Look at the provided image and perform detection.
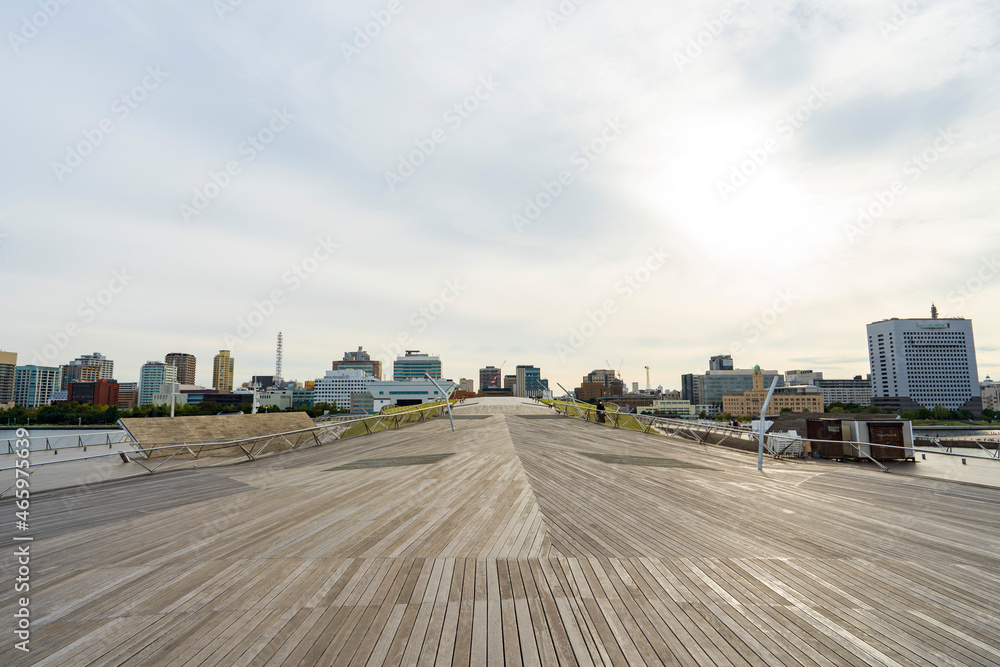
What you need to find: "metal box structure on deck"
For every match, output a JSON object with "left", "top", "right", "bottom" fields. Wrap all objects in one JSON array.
[
  {"left": 806, "top": 419, "right": 851, "bottom": 459},
  {"left": 845, "top": 420, "right": 915, "bottom": 461}
]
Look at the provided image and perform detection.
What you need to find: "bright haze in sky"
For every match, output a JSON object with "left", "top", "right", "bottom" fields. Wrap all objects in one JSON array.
[{"left": 1, "top": 0, "right": 998, "bottom": 391}]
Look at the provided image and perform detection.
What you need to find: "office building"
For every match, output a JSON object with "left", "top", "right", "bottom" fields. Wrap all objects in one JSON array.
[
  {"left": 69, "top": 352, "right": 114, "bottom": 380},
  {"left": 251, "top": 375, "right": 277, "bottom": 390},
  {"left": 981, "top": 377, "right": 998, "bottom": 411},
  {"left": 313, "top": 369, "right": 377, "bottom": 410},
  {"left": 683, "top": 357, "right": 782, "bottom": 406},
  {"left": 13, "top": 365, "right": 63, "bottom": 407},
  {"left": 151, "top": 386, "right": 253, "bottom": 409},
  {"left": 139, "top": 362, "right": 177, "bottom": 406},
  {"left": 867, "top": 312, "right": 982, "bottom": 413},
  {"left": 165, "top": 353, "right": 197, "bottom": 385},
  {"left": 333, "top": 347, "right": 383, "bottom": 379},
  {"left": 709, "top": 355, "right": 734, "bottom": 371},
  {"left": 515, "top": 365, "right": 549, "bottom": 398},
  {"left": 368, "top": 377, "right": 457, "bottom": 410},
  {"left": 815, "top": 376, "right": 873, "bottom": 407},
  {"left": 393, "top": 351, "right": 442, "bottom": 381},
  {"left": 722, "top": 367, "right": 824, "bottom": 416},
  {"left": 60, "top": 363, "right": 100, "bottom": 390},
  {"left": 681, "top": 373, "right": 702, "bottom": 404},
  {"left": 0, "top": 351, "right": 17, "bottom": 407},
  {"left": 702, "top": 368, "right": 781, "bottom": 405},
  {"left": 639, "top": 399, "right": 698, "bottom": 416},
  {"left": 212, "top": 350, "right": 235, "bottom": 391},
  {"left": 459, "top": 378, "right": 474, "bottom": 393},
  {"left": 479, "top": 366, "right": 501, "bottom": 391},
  {"left": 351, "top": 392, "right": 375, "bottom": 414},
  {"left": 503, "top": 375, "right": 516, "bottom": 392},
  {"left": 68, "top": 379, "right": 119, "bottom": 407},
  {"left": 117, "top": 382, "right": 138, "bottom": 410},
  {"left": 577, "top": 369, "right": 625, "bottom": 398},
  {"left": 785, "top": 370, "right": 824, "bottom": 386}
]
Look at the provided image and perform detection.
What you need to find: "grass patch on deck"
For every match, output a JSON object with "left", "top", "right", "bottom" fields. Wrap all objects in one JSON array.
[
  {"left": 328, "top": 453, "right": 454, "bottom": 470},
  {"left": 579, "top": 452, "right": 707, "bottom": 469}
]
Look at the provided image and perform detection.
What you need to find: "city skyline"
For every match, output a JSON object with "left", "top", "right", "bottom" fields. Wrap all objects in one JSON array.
[
  {"left": 2, "top": 307, "right": 994, "bottom": 397},
  {"left": 2, "top": 1, "right": 998, "bottom": 403}
]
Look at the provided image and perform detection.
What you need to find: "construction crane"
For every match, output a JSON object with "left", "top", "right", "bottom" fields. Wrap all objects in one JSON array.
[{"left": 645, "top": 366, "right": 651, "bottom": 391}]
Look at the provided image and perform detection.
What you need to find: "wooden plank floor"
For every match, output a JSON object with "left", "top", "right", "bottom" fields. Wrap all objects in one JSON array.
[{"left": 2, "top": 399, "right": 999, "bottom": 665}]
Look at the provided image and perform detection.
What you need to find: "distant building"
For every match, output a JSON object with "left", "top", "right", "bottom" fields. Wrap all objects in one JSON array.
[
  {"left": 369, "top": 377, "right": 457, "bottom": 409},
  {"left": 255, "top": 388, "right": 297, "bottom": 411},
  {"left": 479, "top": 366, "right": 501, "bottom": 391},
  {"left": 393, "top": 351, "right": 442, "bottom": 381},
  {"left": 683, "top": 357, "right": 782, "bottom": 406},
  {"left": 13, "top": 365, "right": 63, "bottom": 407},
  {"left": 292, "top": 387, "right": 314, "bottom": 408},
  {"left": 681, "top": 373, "right": 702, "bottom": 404},
  {"left": 815, "top": 376, "right": 873, "bottom": 407},
  {"left": 503, "top": 374, "right": 516, "bottom": 391},
  {"left": 165, "top": 353, "right": 197, "bottom": 385},
  {"left": 576, "top": 369, "right": 624, "bottom": 400},
  {"left": 722, "top": 367, "right": 824, "bottom": 416},
  {"left": 709, "top": 355, "right": 734, "bottom": 371},
  {"left": 0, "top": 351, "right": 17, "bottom": 407},
  {"left": 349, "top": 393, "right": 375, "bottom": 414},
  {"left": 251, "top": 375, "right": 276, "bottom": 390},
  {"left": 639, "top": 399, "right": 697, "bottom": 416},
  {"left": 867, "top": 311, "right": 982, "bottom": 413},
  {"left": 333, "top": 347, "right": 383, "bottom": 379},
  {"left": 702, "top": 368, "right": 782, "bottom": 406},
  {"left": 515, "top": 365, "right": 549, "bottom": 398},
  {"left": 68, "top": 379, "right": 119, "bottom": 407},
  {"left": 459, "top": 378, "right": 474, "bottom": 393},
  {"left": 981, "top": 377, "right": 998, "bottom": 411},
  {"left": 68, "top": 352, "right": 114, "bottom": 380},
  {"left": 478, "top": 387, "right": 513, "bottom": 398},
  {"left": 60, "top": 363, "right": 100, "bottom": 390},
  {"left": 212, "top": 350, "right": 235, "bottom": 391},
  {"left": 139, "top": 362, "right": 177, "bottom": 406},
  {"left": 785, "top": 370, "right": 823, "bottom": 386},
  {"left": 314, "top": 369, "right": 377, "bottom": 410},
  {"left": 117, "top": 382, "right": 138, "bottom": 410},
  {"left": 152, "top": 386, "right": 252, "bottom": 409},
  {"left": 602, "top": 396, "right": 654, "bottom": 412}
]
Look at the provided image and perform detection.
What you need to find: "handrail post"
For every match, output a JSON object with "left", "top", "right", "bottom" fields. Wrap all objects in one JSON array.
[
  {"left": 758, "top": 377, "right": 779, "bottom": 471},
  {"left": 424, "top": 374, "right": 455, "bottom": 432}
]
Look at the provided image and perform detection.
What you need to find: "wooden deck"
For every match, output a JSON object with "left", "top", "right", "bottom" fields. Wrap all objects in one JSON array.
[{"left": 2, "top": 399, "right": 999, "bottom": 665}]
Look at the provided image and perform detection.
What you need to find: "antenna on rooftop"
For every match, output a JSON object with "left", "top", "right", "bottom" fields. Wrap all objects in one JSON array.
[
  {"left": 275, "top": 332, "right": 283, "bottom": 382},
  {"left": 931, "top": 303, "right": 938, "bottom": 320}
]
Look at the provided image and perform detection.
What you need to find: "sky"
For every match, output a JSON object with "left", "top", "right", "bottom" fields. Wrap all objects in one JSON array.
[{"left": 1, "top": 0, "right": 999, "bottom": 392}]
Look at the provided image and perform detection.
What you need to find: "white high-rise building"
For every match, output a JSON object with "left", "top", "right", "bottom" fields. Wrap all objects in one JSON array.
[
  {"left": 313, "top": 369, "right": 377, "bottom": 410},
  {"left": 867, "top": 312, "right": 981, "bottom": 413},
  {"left": 139, "top": 362, "right": 177, "bottom": 406}
]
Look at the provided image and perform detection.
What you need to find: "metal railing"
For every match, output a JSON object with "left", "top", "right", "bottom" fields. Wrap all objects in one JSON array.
[
  {"left": 3, "top": 430, "right": 133, "bottom": 454},
  {"left": 0, "top": 400, "right": 457, "bottom": 497},
  {"left": 542, "top": 399, "right": 1000, "bottom": 472}
]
